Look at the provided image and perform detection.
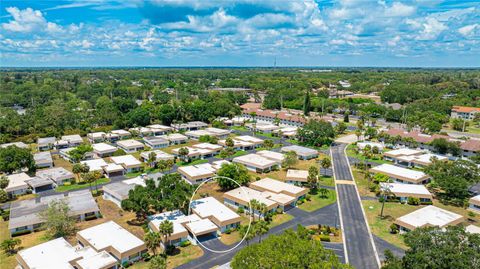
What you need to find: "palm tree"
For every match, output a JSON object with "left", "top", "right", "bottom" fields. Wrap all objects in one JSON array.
[
  {"left": 257, "top": 202, "right": 267, "bottom": 220},
  {"left": 250, "top": 199, "right": 259, "bottom": 222},
  {"left": 365, "top": 172, "right": 374, "bottom": 189},
  {"left": 379, "top": 183, "right": 394, "bottom": 218},
  {"left": 144, "top": 231, "right": 161, "bottom": 256},
  {"left": 319, "top": 188, "right": 329, "bottom": 198},
  {"left": 256, "top": 220, "right": 269, "bottom": 243},
  {"left": 320, "top": 157, "right": 331, "bottom": 171},
  {"left": 239, "top": 224, "right": 255, "bottom": 246},
  {"left": 250, "top": 112, "right": 257, "bottom": 136},
  {"left": 72, "top": 163, "right": 89, "bottom": 183},
  {"left": 159, "top": 220, "right": 174, "bottom": 255},
  {"left": 148, "top": 152, "right": 157, "bottom": 168}
]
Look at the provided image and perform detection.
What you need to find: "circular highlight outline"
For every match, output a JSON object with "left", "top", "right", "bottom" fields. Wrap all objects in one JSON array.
[{"left": 187, "top": 175, "right": 252, "bottom": 253}]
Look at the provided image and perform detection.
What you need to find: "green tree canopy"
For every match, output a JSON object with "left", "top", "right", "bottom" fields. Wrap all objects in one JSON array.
[
  {"left": 216, "top": 163, "right": 251, "bottom": 190},
  {"left": 297, "top": 120, "right": 335, "bottom": 147},
  {"left": 0, "top": 146, "right": 35, "bottom": 174}
]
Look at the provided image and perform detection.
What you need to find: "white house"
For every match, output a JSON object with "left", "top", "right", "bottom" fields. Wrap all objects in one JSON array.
[
  {"left": 370, "top": 164, "right": 431, "bottom": 184},
  {"left": 92, "top": 143, "right": 118, "bottom": 158},
  {"left": 232, "top": 153, "right": 278, "bottom": 173},
  {"left": 394, "top": 205, "right": 464, "bottom": 233},
  {"left": 117, "top": 139, "right": 145, "bottom": 153},
  {"left": 110, "top": 155, "right": 143, "bottom": 173}
]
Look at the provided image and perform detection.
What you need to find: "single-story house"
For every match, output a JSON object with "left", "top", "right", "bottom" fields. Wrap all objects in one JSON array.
[
  {"left": 36, "top": 167, "right": 74, "bottom": 186},
  {"left": 59, "top": 147, "right": 95, "bottom": 163},
  {"left": 16, "top": 237, "right": 117, "bottom": 269},
  {"left": 468, "top": 195, "right": 480, "bottom": 213},
  {"left": 280, "top": 145, "right": 319, "bottom": 160},
  {"left": 250, "top": 178, "right": 307, "bottom": 202},
  {"left": 0, "top": 142, "right": 28, "bottom": 149},
  {"left": 394, "top": 205, "right": 464, "bottom": 233},
  {"left": 33, "top": 151, "right": 53, "bottom": 168},
  {"left": 9, "top": 190, "right": 100, "bottom": 236},
  {"left": 5, "top": 172, "right": 31, "bottom": 197},
  {"left": 87, "top": 132, "right": 106, "bottom": 143},
  {"left": 60, "top": 134, "right": 83, "bottom": 147},
  {"left": 383, "top": 148, "right": 424, "bottom": 162},
  {"left": 92, "top": 143, "right": 117, "bottom": 158},
  {"left": 146, "top": 124, "right": 173, "bottom": 136},
  {"left": 159, "top": 133, "right": 188, "bottom": 145},
  {"left": 177, "top": 165, "right": 215, "bottom": 185},
  {"left": 25, "top": 177, "right": 54, "bottom": 193},
  {"left": 256, "top": 150, "right": 285, "bottom": 164},
  {"left": 184, "top": 129, "right": 217, "bottom": 140},
  {"left": 171, "top": 121, "right": 208, "bottom": 131},
  {"left": 117, "top": 139, "right": 145, "bottom": 153},
  {"left": 224, "top": 186, "right": 279, "bottom": 215},
  {"left": 272, "top": 126, "right": 298, "bottom": 138},
  {"left": 110, "top": 155, "right": 143, "bottom": 173},
  {"left": 140, "top": 150, "right": 174, "bottom": 163},
  {"left": 246, "top": 122, "right": 280, "bottom": 133},
  {"left": 190, "top": 197, "right": 242, "bottom": 233},
  {"left": 103, "top": 181, "right": 135, "bottom": 207},
  {"left": 37, "top": 137, "right": 56, "bottom": 151},
  {"left": 106, "top": 129, "right": 131, "bottom": 142},
  {"left": 380, "top": 182, "right": 433, "bottom": 203},
  {"left": 232, "top": 153, "right": 278, "bottom": 173},
  {"left": 396, "top": 153, "right": 448, "bottom": 168},
  {"left": 103, "top": 163, "right": 125, "bottom": 178},
  {"left": 129, "top": 127, "right": 153, "bottom": 137},
  {"left": 370, "top": 164, "right": 430, "bottom": 184},
  {"left": 81, "top": 158, "right": 108, "bottom": 173},
  {"left": 286, "top": 169, "right": 309, "bottom": 185},
  {"left": 143, "top": 136, "right": 169, "bottom": 149},
  {"left": 77, "top": 221, "right": 147, "bottom": 264},
  {"left": 148, "top": 210, "right": 195, "bottom": 247},
  {"left": 172, "top": 146, "right": 215, "bottom": 160}
]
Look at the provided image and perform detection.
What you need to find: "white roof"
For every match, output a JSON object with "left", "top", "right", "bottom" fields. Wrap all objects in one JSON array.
[
  {"left": 254, "top": 123, "right": 280, "bottom": 131},
  {"left": 61, "top": 134, "right": 83, "bottom": 143},
  {"left": 111, "top": 129, "right": 131, "bottom": 135},
  {"left": 286, "top": 169, "right": 309, "bottom": 180},
  {"left": 256, "top": 150, "right": 285, "bottom": 162},
  {"left": 160, "top": 133, "right": 188, "bottom": 141},
  {"left": 5, "top": 172, "right": 31, "bottom": 192},
  {"left": 397, "top": 205, "right": 463, "bottom": 229},
  {"left": 397, "top": 153, "right": 448, "bottom": 164},
  {"left": 147, "top": 124, "right": 172, "bottom": 131},
  {"left": 250, "top": 178, "right": 306, "bottom": 196},
  {"left": 466, "top": 224, "right": 480, "bottom": 234},
  {"left": 185, "top": 218, "right": 218, "bottom": 235},
  {"left": 204, "top": 127, "right": 231, "bottom": 135},
  {"left": 178, "top": 165, "right": 215, "bottom": 178},
  {"left": 36, "top": 167, "right": 74, "bottom": 181},
  {"left": 385, "top": 148, "right": 423, "bottom": 157},
  {"left": 224, "top": 186, "right": 277, "bottom": 208},
  {"left": 470, "top": 194, "right": 480, "bottom": 203},
  {"left": 18, "top": 238, "right": 84, "bottom": 269},
  {"left": 81, "top": 159, "right": 108, "bottom": 172},
  {"left": 88, "top": 132, "right": 106, "bottom": 139},
  {"left": 0, "top": 141, "right": 28, "bottom": 148},
  {"left": 92, "top": 143, "right": 117, "bottom": 153},
  {"left": 380, "top": 182, "right": 431, "bottom": 196},
  {"left": 192, "top": 143, "right": 223, "bottom": 150},
  {"left": 149, "top": 210, "right": 197, "bottom": 238},
  {"left": 191, "top": 197, "right": 240, "bottom": 223},
  {"left": 111, "top": 155, "right": 142, "bottom": 167},
  {"left": 117, "top": 139, "right": 144, "bottom": 148},
  {"left": 281, "top": 145, "right": 318, "bottom": 156},
  {"left": 357, "top": 141, "right": 384, "bottom": 150},
  {"left": 123, "top": 176, "right": 147, "bottom": 187},
  {"left": 34, "top": 151, "right": 52, "bottom": 164},
  {"left": 235, "top": 135, "right": 264, "bottom": 143},
  {"left": 140, "top": 150, "right": 174, "bottom": 161},
  {"left": 103, "top": 163, "right": 124, "bottom": 173},
  {"left": 76, "top": 250, "right": 117, "bottom": 269},
  {"left": 370, "top": 164, "right": 427, "bottom": 181},
  {"left": 172, "top": 146, "right": 213, "bottom": 156},
  {"left": 185, "top": 130, "right": 213, "bottom": 137},
  {"left": 77, "top": 221, "right": 144, "bottom": 254},
  {"left": 233, "top": 153, "right": 277, "bottom": 169}
]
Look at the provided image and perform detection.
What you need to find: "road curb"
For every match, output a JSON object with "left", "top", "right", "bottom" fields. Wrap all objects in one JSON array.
[{"left": 330, "top": 147, "right": 349, "bottom": 265}]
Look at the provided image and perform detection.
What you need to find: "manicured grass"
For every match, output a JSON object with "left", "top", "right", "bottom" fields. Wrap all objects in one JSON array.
[
  {"left": 162, "top": 141, "right": 198, "bottom": 154},
  {"left": 256, "top": 132, "right": 281, "bottom": 140},
  {"left": 362, "top": 200, "right": 419, "bottom": 249},
  {"left": 177, "top": 159, "right": 209, "bottom": 167},
  {"left": 318, "top": 176, "right": 335, "bottom": 187},
  {"left": 248, "top": 158, "right": 323, "bottom": 182},
  {"left": 125, "top": 170, "right": 145, "bottom": 178},
  {"left": 255, "top": 144, "right": 281, "bottom": 151},
  {"left": 286, "top": 139, "right": 300, "bottom": 145},
  {"left": 55, "top": 178, "right": 110, "bottom": 192},
  {"left": 231, "top": 126, "right": 248, "bottom": 132},
  {"left": 269, "top": 213, "right": 294, "bottom": 228},
  {"left": 351, "top": 168, "right": 375, "bottom": 197},
  {"left": 298, "top": 189, "right": 337, "bottom": 212},
  {"left": 231, "top": 150, "right": 248, "bottom": 157},
  {"left": 346, "top": 144, "right": 389, "bottom": 165}
]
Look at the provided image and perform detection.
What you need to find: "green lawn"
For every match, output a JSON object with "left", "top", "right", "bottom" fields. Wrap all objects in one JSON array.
[
  {"left": 346, "top": 144, "right": 389, "bottom": 165},
  {"left": 255, "top": 144, "right": 281, "bottom": 151},
  {"left": 177, "top": 159, "right": 209, "bottom": 167},
  {"left": 55, "top": 178, "right": 110, "bottom": 192},
  {"left": 256, "top": 132, "right": 281, "bottom": 140},
  {"left": 231, "top": 126, "right": 248, "bottom": 132},
  {"left": 125, "top": 170, "right": 145, "bottom": 178},
  {"left": 231, "top": 150, "right": 248, "bottom": 157},
  {"left": 269, "top": 213, "right": 294, "bottom": 228},
  {"left": 298, "top": 189, "right": 337, "bottom": 212},
  {"left": 318, "top": 176, "right": 335, "bottom": 187}
]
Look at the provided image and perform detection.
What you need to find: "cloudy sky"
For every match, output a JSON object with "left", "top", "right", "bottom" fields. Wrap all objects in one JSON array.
[{"left": 1, "top": 0, "right": 479, "bottom": 67}]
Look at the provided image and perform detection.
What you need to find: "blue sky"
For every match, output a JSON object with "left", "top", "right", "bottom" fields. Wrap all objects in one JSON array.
[{"left": 1, "top": 0, "right": 479, "bottom": 67}]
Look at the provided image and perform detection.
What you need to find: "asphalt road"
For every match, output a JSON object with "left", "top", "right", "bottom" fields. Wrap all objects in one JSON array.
[
  {"left": 332, "top": 143, "right": 380, "bottom": 269},
  {"left": 177, "top": 203, "right": 344, "bottom": 269}
]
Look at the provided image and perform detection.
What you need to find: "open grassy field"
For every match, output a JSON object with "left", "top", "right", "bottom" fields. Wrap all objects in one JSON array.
[{"left": 298, "top": 189, "right": 337, "bottom": 212}]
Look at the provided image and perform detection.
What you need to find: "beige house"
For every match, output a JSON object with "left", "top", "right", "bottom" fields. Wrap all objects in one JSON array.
[{"left": 394, "top": 206, "right": 464, "bottom": 233}]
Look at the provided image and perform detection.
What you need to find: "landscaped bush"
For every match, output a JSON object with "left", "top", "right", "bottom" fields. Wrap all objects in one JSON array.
[
  {"left": 0, "top": 209, "right": 10, "bottom": 221},
  {"left": 12, "top": 229, "right": 32, "bottom": 237},
  {"left": 141, "top": 252, "right": 151, "bottom": 261},
  {"left": 390, "top": 223, "right": 399, "bottom": 234},
  {"left": 84, "top": 214, "right": 98, "bottom": 221},
  {"left": 166, "top": 245, "right": 176, "bottom": 255},
  {"left": 121, "top": 261, "right": 131, "bottom": 268},
  {"left": 305, "top": 194, "right": 311, "bottom": 201},
  {"left": 225, "top": 228, "right": 232, "bottom": 234},
  {"left": 420, "top": 200, "right": 433, "bottom": 205},
  {"left": 407, "top": 197, "right": 420, "bottom": 205},
  {"left": 180, "top": 240, "right": 191, "bottom": 247},
  {"left": 276, "top": 207, "right": 283, "bottom": 214},
  {"left": 237, "top": 207, "right": 245, "bottom": 214},
  {"left": 318, "top": 235, "right": 330, "bottom": 242}
]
